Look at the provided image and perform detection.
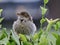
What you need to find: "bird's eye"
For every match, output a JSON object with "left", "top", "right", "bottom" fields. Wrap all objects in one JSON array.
[{"left": 21, "top": 19, "right": 24, "bottom": 22}]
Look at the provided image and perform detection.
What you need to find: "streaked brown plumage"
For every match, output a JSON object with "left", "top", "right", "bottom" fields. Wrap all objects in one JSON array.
[{"left": 13, "top": 10, "right": 37, "bottom": 35}]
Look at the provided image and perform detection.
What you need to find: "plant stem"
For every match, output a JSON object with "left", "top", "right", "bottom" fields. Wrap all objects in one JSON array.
[
  {"left": 46, "top": 22, "right": 52, "bottom": 32},
  {"left": 40, "top": 22, "right": 42, "bottom": 30},
  {"left": 40, "top": 2, "right": 46, "bottom": 30},
  {"left": 40, "top": 0, "right": 46, "bottom": 30}
]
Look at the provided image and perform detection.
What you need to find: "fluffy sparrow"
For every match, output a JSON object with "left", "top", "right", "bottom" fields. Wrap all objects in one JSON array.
[{"left": 13, "top": 10, "right": 37, "bottom": 35}]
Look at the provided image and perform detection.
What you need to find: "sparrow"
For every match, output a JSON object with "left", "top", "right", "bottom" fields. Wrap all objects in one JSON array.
[{"left": 13, "top": 10, "right": 37, "bottom": 35}]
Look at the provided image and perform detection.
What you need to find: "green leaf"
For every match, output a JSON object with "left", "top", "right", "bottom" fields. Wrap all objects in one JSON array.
[
  {"left": 56, "top": 21, "right": 60, "bottom": 28},
  {"left": 53, "top": 24, "right": 58, "bottom": 31},
  {"left": 44, "top": 0, "right": 49, "bottom": 4},
  {"left": 47, "top": 33, "right": 56, "bottom": 45},
  {"left": 19, "top": 34, "right": 27, "bottom": 42},
  {"left": 7, "top": 32, "right": 17, "bottom": 45},
  {"left": 39, "top": 32, "right": 57, "bottom": 45},
  {"left": 10, "top": 30, "right": 20, "bottom": 45},
  {"left": 7, "top": 41, "right": 16, "bottom": 45},
  {"left": 39, "top": 34, "right": 48, "bottom": 45},
  {"left": 0, "top": 9, "right": 3, "bottom": 13},
  {"left": 40, "top": 6, "right": 47, "bottom": 15},
  {"left": 0, "top": 9, "right": 3, "bottom": 16},
  {"left": 23, "top": 41, "right": 32, "bottom": 45},
  {"left": 38, "top": 30, "right": 43, "bottom": 40},
  {"left": 52, "top": 32, "right": 58, "bottom": 39},
  {"left": 0, "top": 37, "right": 9, "bottom": 45},
  {"left": 53, "top": 21, "right": 60, "bottom": 31},
  {"left": 40, "top": 18, "right": 46, "bottom": 24},
  {"left": 32, "top": 30, "right": 43, "bottom": 42},
  {"left": 32, "top": 33, "right": 39, "bottom": 41},
  {"left": 0, "top": 24, "right": 2, "bottom": 28},
  {"left": 0, "top": 18, "right": 4, "bottom": 23},
  {"left": 56, "top": 35, "right": 60, "bottom": 45},
  {"left": 7, "top": 41, "right": 17, "bottom": 45},
  {"left": 6, "top": 42, "right": 10, "bottom": 45},
  {"left": 0, "top": 28, "right": 8, "bottom": 40}
]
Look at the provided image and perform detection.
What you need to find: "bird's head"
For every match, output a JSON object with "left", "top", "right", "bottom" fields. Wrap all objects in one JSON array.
[{"left": 17, "top": 11, "right": 33, "bottom": 22}]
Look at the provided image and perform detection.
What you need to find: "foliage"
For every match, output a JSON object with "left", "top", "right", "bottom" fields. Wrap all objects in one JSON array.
[
  {"left": 0, "top": 0, "right": 60, "bottom": 45},
  {"left": 0, "top": 9, "right": 4, "bottom": 28}
]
